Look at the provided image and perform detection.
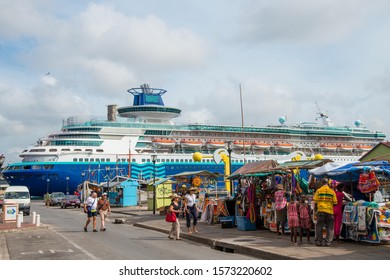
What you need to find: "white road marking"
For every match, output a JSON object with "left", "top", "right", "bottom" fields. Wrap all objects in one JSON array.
[{"left": 53, "top": 230, "right": 99, "bottom": 260}]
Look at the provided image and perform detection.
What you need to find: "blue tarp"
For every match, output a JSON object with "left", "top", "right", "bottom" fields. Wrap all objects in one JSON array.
[{"left": 311, "top": 161, "right": 390, "bottom": 182}]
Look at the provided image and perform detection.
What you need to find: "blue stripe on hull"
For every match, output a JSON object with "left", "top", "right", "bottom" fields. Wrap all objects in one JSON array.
[{"left": 2, "top": 162, "right": 242, "bottom": 197}]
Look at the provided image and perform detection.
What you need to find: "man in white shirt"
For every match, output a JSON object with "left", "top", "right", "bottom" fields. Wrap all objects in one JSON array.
[
  {"left": 83, "top": 191, "right": 98, "bottom": 232},
  {"left": 184, "top": 187, "right": 198, "bottom": 234}
]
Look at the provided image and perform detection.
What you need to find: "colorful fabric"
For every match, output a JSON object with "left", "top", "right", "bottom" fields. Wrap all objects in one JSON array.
[
  {"left": 274, "top": 190, "right": 287, "bottom": 211},
  {"left": 287, "top": 202, "right": 299, "bottom": 228},
  {"left": 313, "top": 185, "right": 337, "bottom": 214},
  {"left": 357, "top": 206, "right": 367, "bottom": 231}
]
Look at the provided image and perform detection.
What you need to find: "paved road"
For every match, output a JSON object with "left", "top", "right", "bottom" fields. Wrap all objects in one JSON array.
[{"left": 5, "top": 201, "right": 255, "bottom": 260}]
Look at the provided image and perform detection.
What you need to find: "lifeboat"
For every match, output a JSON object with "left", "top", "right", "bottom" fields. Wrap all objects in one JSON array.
[
  {"left": 152, "top": 139, "right": 176, "bottom": 147},
  {"left": 233, "top": 140, "right": 252, "bottom": 149},
  {"left": 206, "top": 140, "right": 225, "bottom": 149},
  {"left": 274, "top": 143, "right": 293, "bottom": 151},
  {"left": 337, "top": 144, "right": 354, "bottom": 152},
  {"left": 180, "top": 140, "right": 203, "bottom": 149},
  {"left": 252, "top": 141, "right": 272, "bottom": 150},
  {"left": 356, "top": 145, "right": 372, "bottom": 152},
  {"left": 320, "top": 144, "right": 338, "bottom": 151}
]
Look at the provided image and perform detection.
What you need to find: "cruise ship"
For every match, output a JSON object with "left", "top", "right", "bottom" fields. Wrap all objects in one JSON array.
[{"left": 1, "top": 84, "right": 386, "bottom": 196}]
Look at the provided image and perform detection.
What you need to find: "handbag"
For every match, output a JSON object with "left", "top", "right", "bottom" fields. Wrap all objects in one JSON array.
[
  {"left": 358, "top": 171, "right": 380, "bottom": 193},
  {"left": 165, "top": 211, "right": 177, "bottom": 223}
]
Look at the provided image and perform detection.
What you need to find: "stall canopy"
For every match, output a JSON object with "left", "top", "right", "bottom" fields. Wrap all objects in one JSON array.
[
  {"left": 275, "top": 159, "right": 332, "bottom": 170},
  {"left": 169, "top": 170, "right": 223, "bottom": 180},
  {"left": 228, "top": 160, "right": 279, "bottom": 179},
  {"left": 310, "top": 160, "right": 390, "bottom": 182},
  {"left": 309, "top": 162, "right": 357, "bottom": 177}
]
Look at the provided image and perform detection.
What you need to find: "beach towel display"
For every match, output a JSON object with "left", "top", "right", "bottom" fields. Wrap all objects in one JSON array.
[
  {"left": 357, "top": 206, "right": 367, "bottom": 232},
  {"left": 341, "top": 202, "right": 384, "bottom": 244}
]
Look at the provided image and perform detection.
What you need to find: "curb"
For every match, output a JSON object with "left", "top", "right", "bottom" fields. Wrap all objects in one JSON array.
[
  {"left": 133, "top": 222, "right": 297, "bottom": 260},
  {"left": 0, "top": 225, "right": 49, "bottom": 233}
]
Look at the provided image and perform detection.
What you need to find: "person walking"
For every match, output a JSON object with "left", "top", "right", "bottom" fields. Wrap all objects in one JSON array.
[
  {"left": 84, "top": 191, "right": 98, "bottom": 232},
  {"left": 274, "top": 184, "right": 287, "bottom": 236},
  {"left": 184, "top": 187, "right": 198, "bottom": 234},
  {"left": 313, "top": 178, "right": 337, "bottom": 246},
  {"left": 168, "top": 194, "right": 182, "bottom": 240},
  {"left": 97, "top": 192, "right": 111, "bottom": 231}
]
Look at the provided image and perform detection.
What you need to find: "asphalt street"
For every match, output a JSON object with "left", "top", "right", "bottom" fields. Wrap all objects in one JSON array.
[{"left": 3, "top": 201, "right": 255, "bottom": 260}]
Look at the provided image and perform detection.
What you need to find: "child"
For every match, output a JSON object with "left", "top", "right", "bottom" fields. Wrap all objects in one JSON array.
[
  {"left": 287, "top": 195, "right": 300, "bottom": 245},
  {"left": 298, "top": 195, "right": 311, "bottom": 243}
]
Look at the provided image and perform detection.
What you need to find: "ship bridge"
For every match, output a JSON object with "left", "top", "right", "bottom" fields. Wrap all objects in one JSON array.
[{"left": 117, "top": 84, "right": 181, "bottom": 122}]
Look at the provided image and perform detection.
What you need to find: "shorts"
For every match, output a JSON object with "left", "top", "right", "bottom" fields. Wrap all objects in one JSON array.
[
  {"left": 276, "top": 207, "right": 287, "bottom": 224},
  {"left": 87, "top": 210, "right": 98, "bottom": 218}
]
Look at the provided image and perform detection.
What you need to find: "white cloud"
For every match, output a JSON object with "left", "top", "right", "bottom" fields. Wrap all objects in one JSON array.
[{"left": 237, "top": 0, "right": 390, "bottom": 44}]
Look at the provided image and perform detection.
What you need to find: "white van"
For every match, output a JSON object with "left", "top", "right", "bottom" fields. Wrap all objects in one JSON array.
[{"left": 3, "top": 186, "right": 31, "bottom": 215}]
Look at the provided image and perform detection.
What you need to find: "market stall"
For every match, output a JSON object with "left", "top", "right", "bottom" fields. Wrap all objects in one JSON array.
[{"left": 309, "top": 160, "right": 390, "bottom": 243}]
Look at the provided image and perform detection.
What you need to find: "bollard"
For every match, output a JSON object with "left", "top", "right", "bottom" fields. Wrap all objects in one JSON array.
[
  {"left": 36, "top": 214, "right": 40, "bottom": 227},
  {"left": 19, "top": 211, "right": 24, "bottom": 223},
  {"left": 32, "top": 212, "right": 36, "bottom": 224},
  {"left": 16, "top": 214, "right": 22, "bottom": 228}
]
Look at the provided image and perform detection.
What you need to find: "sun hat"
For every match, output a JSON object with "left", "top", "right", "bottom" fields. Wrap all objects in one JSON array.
[
  {"left": 276, "top": 184, "right": 284, "bottom": 190},
  {"left": 188, "top": 187, "right": 197, "bottom": 191},
  {"left": 102, "top": 192, "right": 107, "bottom": 196},
  {"left": 170, "top": 193, "right": 181, "bottom": 200}
]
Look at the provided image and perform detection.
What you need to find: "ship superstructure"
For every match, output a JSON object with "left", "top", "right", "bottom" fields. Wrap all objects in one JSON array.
[{"left": 2, "top": 84, "right": 386, "bottom": 196}]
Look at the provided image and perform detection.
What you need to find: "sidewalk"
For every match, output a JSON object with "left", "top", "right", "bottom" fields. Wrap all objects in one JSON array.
[{"left": 111, "top": 207, "right": 390, "bottom": 260}]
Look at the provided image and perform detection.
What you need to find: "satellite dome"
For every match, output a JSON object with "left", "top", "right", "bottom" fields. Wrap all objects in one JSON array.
[
  {"left": 355, "top": 120, "right": 362, "bottom": 127},
  {"left": 279, "top": 117, "right": 286, "bottom": 124}
]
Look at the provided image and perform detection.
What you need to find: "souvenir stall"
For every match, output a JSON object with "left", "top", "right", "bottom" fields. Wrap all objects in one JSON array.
[
  {"left": 310, "top": 160, "right": 390, "bottom": 243},
  {"left": 229, "top": 160, "right": 280, "bottom": 231},
  {"left": 168, "top": 170, "right": 232, "bottom": 226}
]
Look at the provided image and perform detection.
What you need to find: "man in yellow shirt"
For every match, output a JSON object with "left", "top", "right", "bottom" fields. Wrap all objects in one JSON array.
[{"left": 313, "top": 178, "right": 337, "bottom": 246}]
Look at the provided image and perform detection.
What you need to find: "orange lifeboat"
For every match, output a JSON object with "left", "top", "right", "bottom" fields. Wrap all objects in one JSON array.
[
  {"left": 320, "top": 143, "right": 338, "bottom": 151},
  {"left": 233, "top": 140, "right": 252, "bottom": 149},
  {"left": 152, "top": 139, "right": 176, "bottom": 147},
  {"left": 274, "top": 143, "right": 293, "bottom": 151},
  {"left": 252, "top": 141, "right": 272, "bottom": 150},
  {"left": 356, "top": 145, "right": 372, "bottom": 152},
  {"left": 337, "top": 144, "right": 354, "bottom": 152},
  {"left": 180, "top": 140, "right": 203, "bottom": 149},
  {"left": 206, "top": 140, "right": 225, "bottom": 149}
]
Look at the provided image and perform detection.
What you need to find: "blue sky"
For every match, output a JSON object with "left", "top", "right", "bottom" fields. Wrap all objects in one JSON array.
[{"left": 1, "top": 0, "right": 390, "bottom": 163}]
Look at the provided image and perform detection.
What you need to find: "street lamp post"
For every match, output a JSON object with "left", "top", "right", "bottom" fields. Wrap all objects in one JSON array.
[
  {"left": 105, "top": 166, "right": 110, "bottom": 194},
  {"left": 227, "top": 140, "right": 233, "bottom": 196},
  {"left": 46, "top": 178, "right": 50, "bottom": 206},
  {"left": 151, "top": 154, "right": 157, "bottom": 215},
  {"left": 66, "top": 176, "right": 70, "bottom": 194}
]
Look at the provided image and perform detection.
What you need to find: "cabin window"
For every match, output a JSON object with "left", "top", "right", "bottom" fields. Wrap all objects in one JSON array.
[
  {"left": 49, "top": 149, "right": 57, "bottom": 152},
  {"left": 73, "top": 158, "right": 77, "bottom": 162},
  {"left": 79, "top": 158, "right": 83, "bottom": 162},
  {"left": 96, "top": 149, "right": 104, "bottom": 152}
]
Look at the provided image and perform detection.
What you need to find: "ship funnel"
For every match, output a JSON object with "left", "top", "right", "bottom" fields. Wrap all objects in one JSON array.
[{"left": 107, "top": 104, "right": 117, "bottom": 122}]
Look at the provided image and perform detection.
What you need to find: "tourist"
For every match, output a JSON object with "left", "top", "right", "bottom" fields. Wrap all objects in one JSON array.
[
  {"left": 168, "top": 194, "right": 182, "bottom": 240},
  {"left": 298, "top": 194, "right": 311, "bottom": 243},
  {"left": 313, "top": 178, "right": 337, "bottom": 246},
  {"left": 83, "top": 191, "right": 98, "bottom": 232},
  {"left": 287, "top": 194, "right": 299, "bottom": 245},
  {"left": 274, "top": 184, "right": 287, "bottom": 236},
  {"left": 97, "top": 192, "right": 111, "bottom": 231},
  {"left": 184, "top": 187, "right": 198, "bottom": 234}
]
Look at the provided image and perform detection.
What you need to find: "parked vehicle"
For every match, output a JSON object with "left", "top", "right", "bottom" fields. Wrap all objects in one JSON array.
[
  {"left": 60, "top": 195, "right": 81, "bottom": 208},
  {"left": 3, "top": 186, "right": 31, "bottom": 215},
  {"left": 49, "top": 192, "right": 65, "bottom": 206}
]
